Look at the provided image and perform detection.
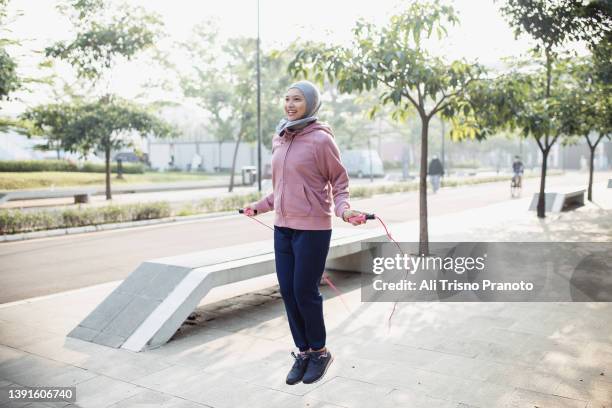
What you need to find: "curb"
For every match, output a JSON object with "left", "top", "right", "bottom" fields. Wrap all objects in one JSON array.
[{"left": 0, "top": 210, "right": 239, "bottom": 243}]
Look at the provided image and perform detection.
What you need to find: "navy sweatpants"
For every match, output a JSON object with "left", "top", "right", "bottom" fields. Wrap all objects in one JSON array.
[{"left": 274, "top": 226, "right": 332, "bottom": 352}]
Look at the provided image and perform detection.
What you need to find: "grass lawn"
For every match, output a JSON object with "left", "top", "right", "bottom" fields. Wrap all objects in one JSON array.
[{"left": 0, "top": 171, "right": 223, "bottom": 190}]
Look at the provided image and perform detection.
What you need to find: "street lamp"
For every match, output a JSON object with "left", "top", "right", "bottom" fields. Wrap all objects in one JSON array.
[{"left": 256, "top": 0, "right": 262, "bottom": 192}]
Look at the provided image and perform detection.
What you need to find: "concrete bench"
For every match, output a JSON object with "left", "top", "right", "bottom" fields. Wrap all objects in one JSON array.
[
  {"left": 529, "top": 190, "right": 585, "bottom": 213},
  {"left": 68, "top": 227, "right": 387, "bottom": 352},
  {"left": 0, "top": 187, "right": 96, "bottom": 204}
]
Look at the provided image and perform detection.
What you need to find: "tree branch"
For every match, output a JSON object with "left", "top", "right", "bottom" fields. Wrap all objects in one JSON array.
[
  {"left": 535, "top": 136, "right": 544, "bottom": 153},
  {"left": 585, "top": 133, "right": 593, "bottom": 148},
  {"left": 548, "top": 132, "right": 560, "bottom": 150},
  {"left": 593, "top": 133, "right": 604, "bottom": 149}
]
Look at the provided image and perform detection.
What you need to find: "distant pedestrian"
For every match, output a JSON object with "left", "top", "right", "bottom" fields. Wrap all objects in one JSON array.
[
  {"left": 242, "top": 80, "right": 367, "bottom": 386},
  {"left": 428, "top": 155, "right": 444, "bottom": 193},
  {"left": 512, "top": 155, "right": 524, "bottom": 187}
]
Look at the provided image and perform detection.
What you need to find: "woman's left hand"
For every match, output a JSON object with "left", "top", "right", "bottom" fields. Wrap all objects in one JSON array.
[{"left": 342, "top": 209, "right": 366, "bottom": 226}]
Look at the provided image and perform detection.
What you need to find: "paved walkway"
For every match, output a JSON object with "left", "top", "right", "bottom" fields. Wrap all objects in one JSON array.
[{"left": 0, "top": 183, "right": 611, "bottom": 407}]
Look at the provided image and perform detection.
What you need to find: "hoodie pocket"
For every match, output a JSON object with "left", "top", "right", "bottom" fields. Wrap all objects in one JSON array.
[
  {"left": 284, "top": 183, "right": 312, "bottom": 217},
  {"left": 304, "top": 185, "right": 333, "bottom": 217}
]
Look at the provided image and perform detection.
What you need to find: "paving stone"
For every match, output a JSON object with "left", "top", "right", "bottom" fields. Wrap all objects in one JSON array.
[
  {"left": 113, "top": 262, "right": 164, "bottom": 296},
  {"left": 104, "top": 389, "right": 209, "bottom": 408},
  {"left": 71, "top": 375, "right": 146, "bottom": 408},
  {"left": 99, "top": 296, "right": 161, "bottom": 338},
  {"left": 67, "top": 349, "right": 172, "bottom": 383},
  {"left": 90, "top": 332, "right": 125, "bottom": 349},
  {"left": 303, "top": 376, "right": 393, "bottom": 408},
  {"left": 0, "top": 321, "right": 58, "bottom": 349},
  {"left": 554, "top": 378, "right": 612, "bottom": 404},
  {"left": 77, "top": 292, "right": 133, "bottom": 331},
  {"left": 381, "top": 388, "right": 456, "bottom": 408},
  {"left": 506, "top": 388, "right": 588, "bottom": 408},
  {"left": 66, "top": 327, "right": 97, "bottom": 342},
  {"left": 586, "top": 400, "right": 611, "bottom": 408},
  {"left": 135, "top": 265, "right": 191, "bottom": 301},
  {"left": 0, "top": 352, "right": 92, "bottom": 388},
  {"left": 134, "top": 364, "right": 312, "bottom": 408}
]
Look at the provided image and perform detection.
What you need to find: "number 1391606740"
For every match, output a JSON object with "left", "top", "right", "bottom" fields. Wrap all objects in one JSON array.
[{"left": 7, "top": 386, "right": 76, "bottom": 402}]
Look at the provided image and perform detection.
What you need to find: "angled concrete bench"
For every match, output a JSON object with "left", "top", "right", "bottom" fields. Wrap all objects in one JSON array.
[
  {"left": 0, "top": 187, "right": 96, "bottom": 204},
  {"left": 529, "top": 189, "right": 585, "bottom": 213},
  {"left": 68, "top": 227, "right": 386, "bottom": 352}
]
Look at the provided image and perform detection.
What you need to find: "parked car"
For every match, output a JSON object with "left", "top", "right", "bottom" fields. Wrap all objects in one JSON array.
[
  {"left": 341, "top": 149, "right": 385, "bottom": 178},
  {"left": 113, "top": 152, "right": 142, "bottom": 163}
]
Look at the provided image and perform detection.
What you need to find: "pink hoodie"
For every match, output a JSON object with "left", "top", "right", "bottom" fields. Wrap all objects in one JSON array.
[{"left": 252, "top": 122, "right": 351, "bottom": 230}]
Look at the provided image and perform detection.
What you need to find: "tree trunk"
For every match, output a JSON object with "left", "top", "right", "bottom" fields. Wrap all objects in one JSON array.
[
  {"left": 588, "top": 144, "right": 595, "bottom": 202},
  {"left": 228, "top": 132, "right": 243, "bottom": 193},
  {"left": 419, "top": 116, "right": 430, "bottom": 255},
  {"left": 586, "top": 133, "right": 604, "bottom": 202},
  {"left": 536, "top": 148, "right": 549, "bottom": 218},
  {"left": 536, "top": 48, "right": 552, "bottom": 219},
  {"left": 105, "top": 146, "right": 112, "bottom": 200}
]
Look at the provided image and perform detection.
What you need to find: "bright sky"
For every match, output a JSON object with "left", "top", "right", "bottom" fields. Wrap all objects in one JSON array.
[{"left": 4, "top": 0, "right": 543, "bottom": 116}]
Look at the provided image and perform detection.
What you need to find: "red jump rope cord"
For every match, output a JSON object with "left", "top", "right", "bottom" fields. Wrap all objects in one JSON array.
[
  {"left": 375, "top": 216, "right": 404, "bottom": 330},
  {"left": 244, "top": 214, "right": 275, "bottom": 232}
]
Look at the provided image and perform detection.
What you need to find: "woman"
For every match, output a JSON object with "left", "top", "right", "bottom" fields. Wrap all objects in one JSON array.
[{"left": 243, "top": 80, "right": 365, "bottom": 385}]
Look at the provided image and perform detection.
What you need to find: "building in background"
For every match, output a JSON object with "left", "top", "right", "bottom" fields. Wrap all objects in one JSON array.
[{"left": 146, "top": 136, "right": 272, "bottom": 173}]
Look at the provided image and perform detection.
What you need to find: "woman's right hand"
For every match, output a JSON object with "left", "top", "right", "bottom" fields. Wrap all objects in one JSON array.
[{"left": 342, "top": 209, "right": 365, "bottom": 225}]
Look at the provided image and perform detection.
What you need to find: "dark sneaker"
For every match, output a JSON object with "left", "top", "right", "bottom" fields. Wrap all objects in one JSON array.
[
  {"left": 302, "top": 349, "right": 334, "bottom": 384},
  {"left": 286, "top": 351, "right": 310, "bottom": 385}
]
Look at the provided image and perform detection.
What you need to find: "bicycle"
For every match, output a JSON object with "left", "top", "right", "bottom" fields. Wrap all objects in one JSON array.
[{"left": 511, "top": 173, "right": 522, "bottom": 198}]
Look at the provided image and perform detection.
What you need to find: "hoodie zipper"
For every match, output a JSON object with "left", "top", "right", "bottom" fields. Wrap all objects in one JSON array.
[{"left": 280, "top": 135, "right": 295, "bottom": 217}]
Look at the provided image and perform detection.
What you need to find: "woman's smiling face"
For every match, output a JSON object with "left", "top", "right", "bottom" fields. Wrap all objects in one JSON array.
[{"left": 285, "top": 88, "right": 307, "bottom": 121}]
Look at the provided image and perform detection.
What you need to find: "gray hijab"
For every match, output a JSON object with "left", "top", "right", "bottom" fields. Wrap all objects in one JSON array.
[{"left": 275, "top": 80, "right": 322, "bottom": 136}]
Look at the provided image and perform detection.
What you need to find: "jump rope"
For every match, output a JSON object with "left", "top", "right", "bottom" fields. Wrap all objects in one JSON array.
[{"left": 237, "top": 208, "right": 407, "bottom": 329}]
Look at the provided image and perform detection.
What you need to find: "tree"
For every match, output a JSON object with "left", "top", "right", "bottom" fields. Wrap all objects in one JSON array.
[
  {"left": 37, "top": 0, "right": 167, "bottom": 199},
  {"left": 22, "top": 97, "right": 174, "bottom": 199},
  {"left": 560, "top": 54, "right": 611, "bottom": 201},
  {"left": 0, "top": 0, "right": 19, "bottom": 102},
  {"left": 177, "top": 23, "right": 291, "bottom": 192},
  {"left": 288, "top": 1, "right": 485, "bottom": 254},
  {"left": 46, "top": 0, "right": 163, "bottom": 85},
  {"left": 499, "top": 0, "right": 611, "bottom": 217}
]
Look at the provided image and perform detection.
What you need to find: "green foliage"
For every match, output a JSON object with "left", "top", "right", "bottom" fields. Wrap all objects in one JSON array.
[
  {"left": 196, "top": 192, "right": 263, "bottom": 213},
  {"left": 288, "top": 0, "right": 485, "bottom": 136},
  {"left": 500, "top": 0, "right": 611, "bottom": 55},
  {"left": 80, "top": 162, "right": 145, "bottom": 174},
  {"left": 0, "top": 201, "right": 171, "bottom": 234},
  {"left": 0, "top": 160, "right": 77, "bottom": 172},
  {"left": 177, "top": 24, "right": 290, "bottom": 150},
  {"left": 0, "top": 0, "right": 20, "bottom": 102},
  {"left": 0, "top": 160, "right": 145, "bottom": 175},
  {"left": 288, "top": 0, "right": 490, "bottom": 251},
  {"left": 0, "top": 47, "right": 19, "bottom": 101},
  {"left": 21, "top": 96, "right": 175, "bottom": 156},
  {"left": 47, "top": 0, "right": 163, "bottom": 81}
]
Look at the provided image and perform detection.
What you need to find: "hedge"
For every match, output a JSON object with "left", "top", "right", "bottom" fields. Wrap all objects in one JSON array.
[
  {"left": 0, "top": 202, "right": 171, "bottom": 234},
  {"left": 1, "top": 171, "right": 563, "bottom": 235},
  {"left": 0, "top": 160, "right": 145, "bottom": 174}
]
